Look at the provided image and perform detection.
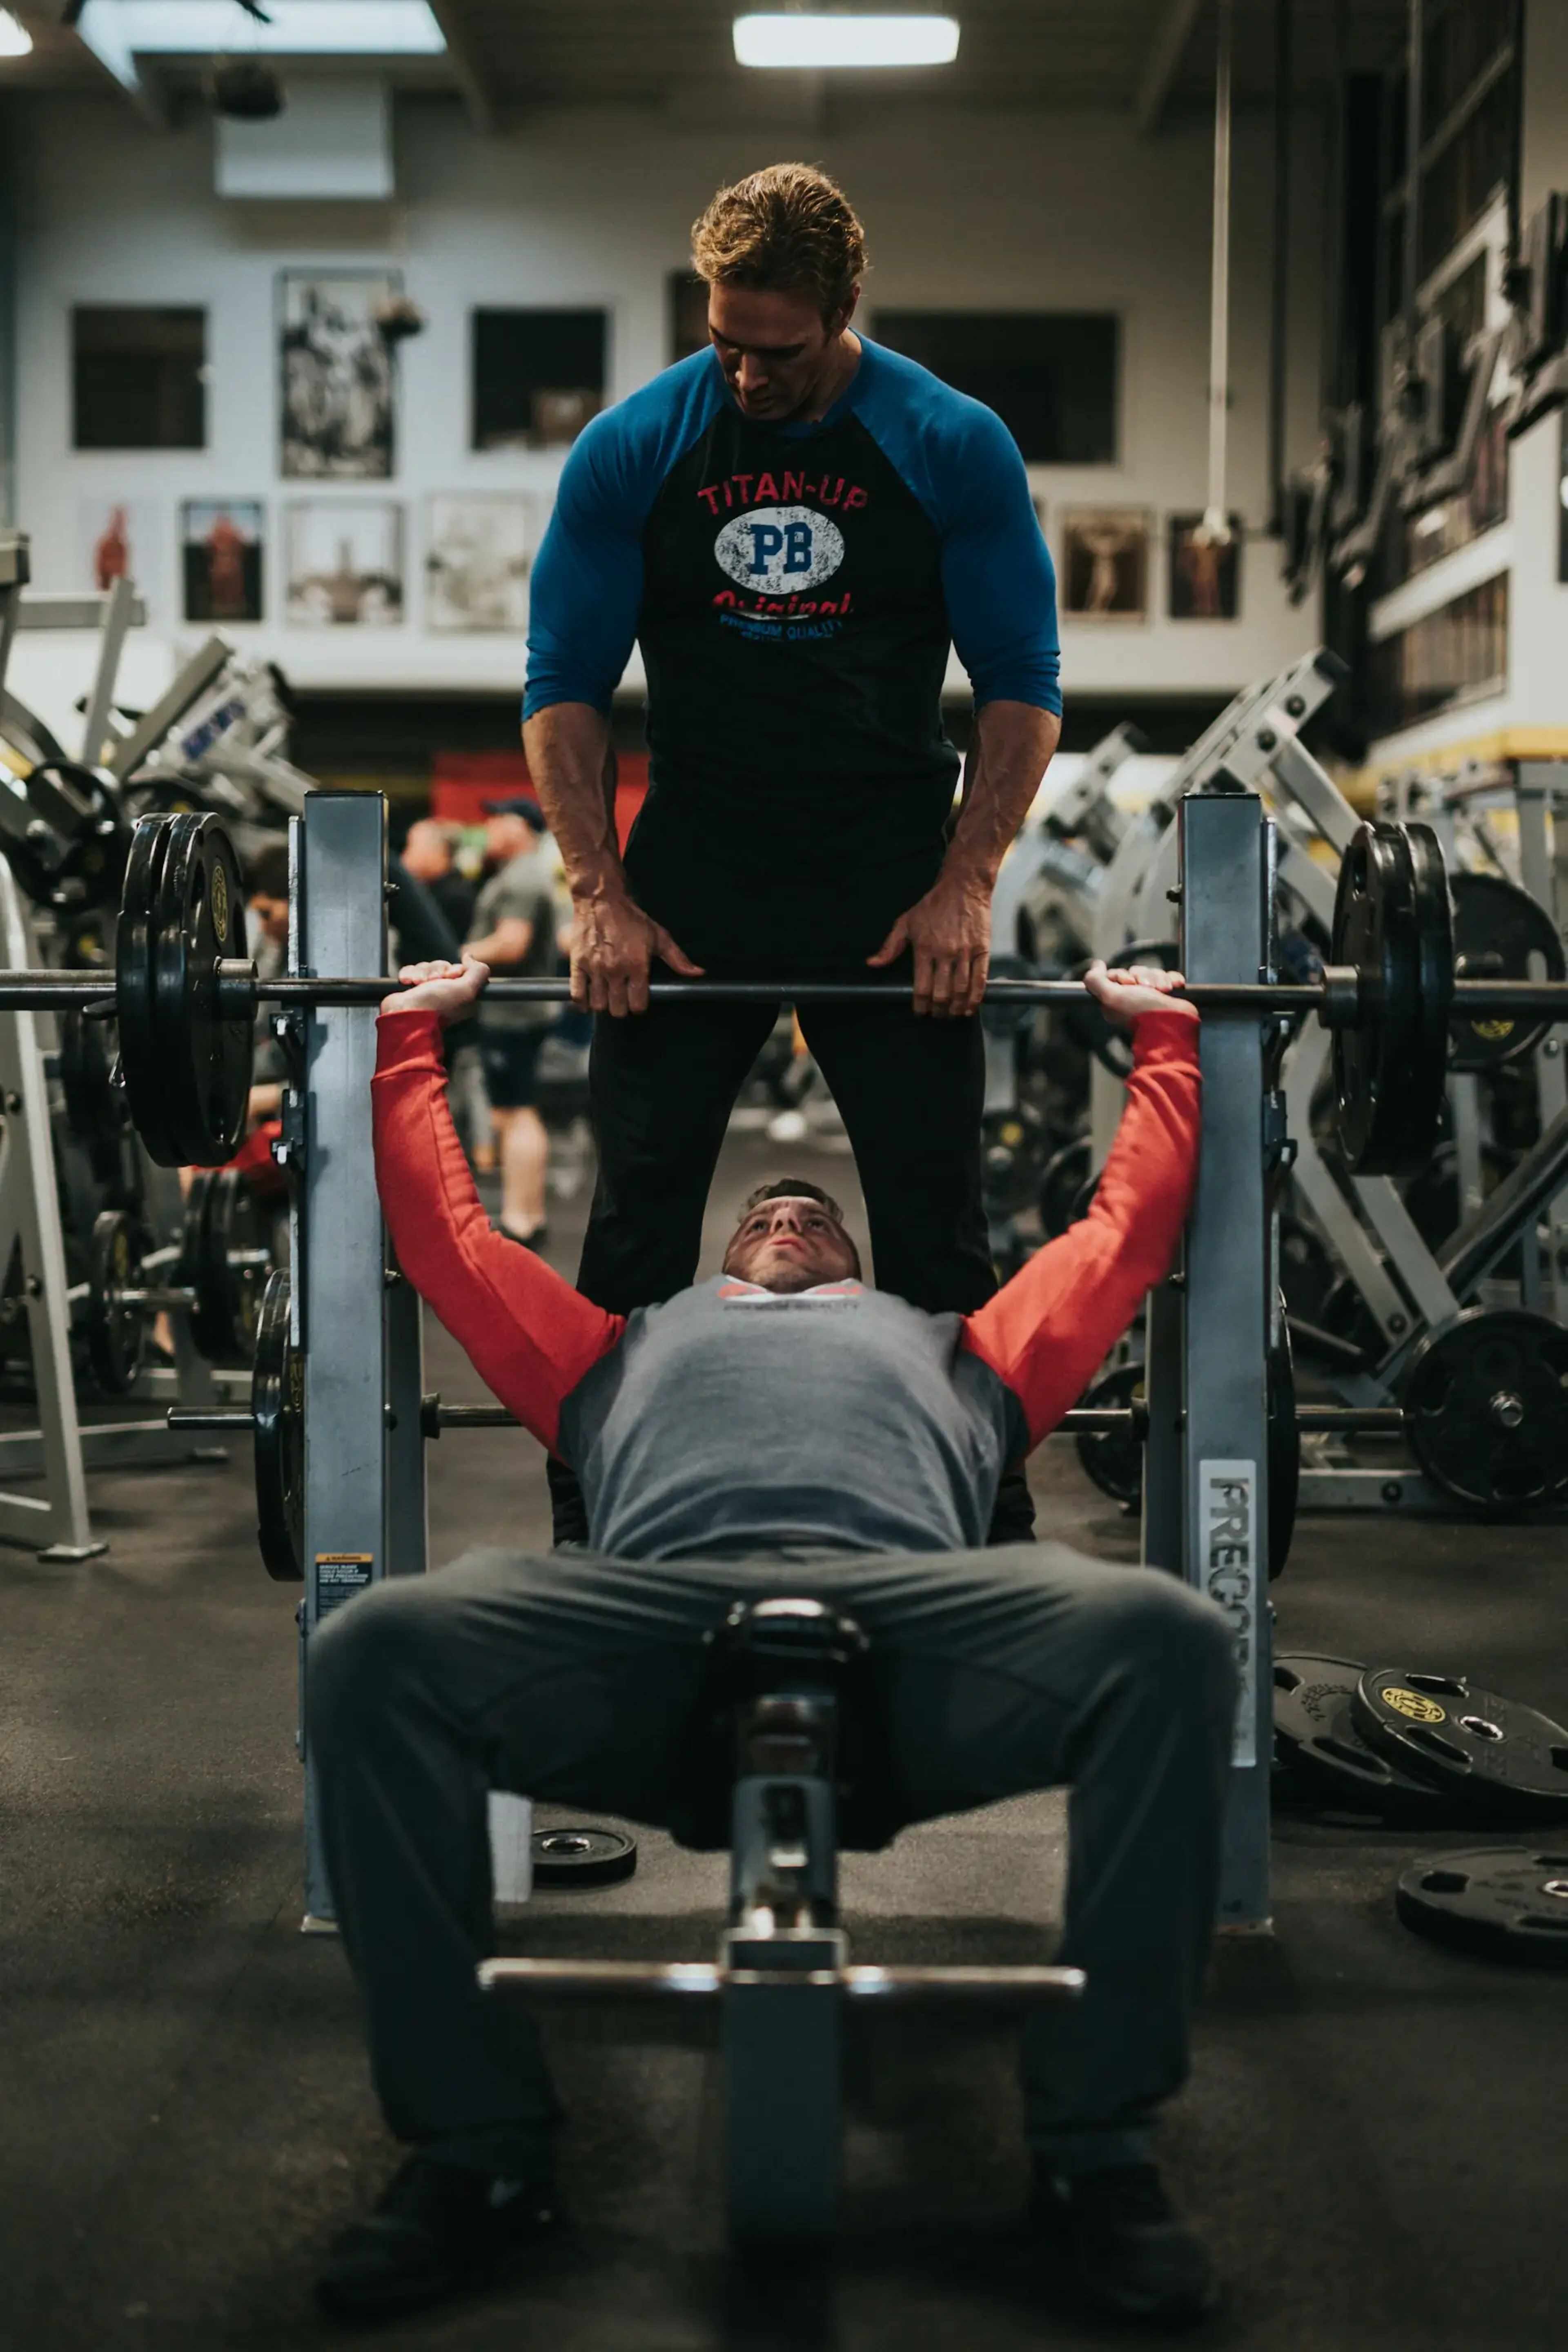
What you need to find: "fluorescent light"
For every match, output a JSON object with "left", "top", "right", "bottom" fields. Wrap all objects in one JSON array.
[
  {"left": 76, "top": 2, "right": 445, "bottom": 87},
  {"left": 0, "top": 9, "right": 33, "bottom": 60},
  {"left": 734, "top": 14, "right": 960, "bottom": 69}
]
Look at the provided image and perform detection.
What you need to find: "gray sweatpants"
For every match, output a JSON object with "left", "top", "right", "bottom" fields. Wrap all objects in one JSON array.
[{"left": 307, "top": 1540, "right": 1236, "bottom": 2185}]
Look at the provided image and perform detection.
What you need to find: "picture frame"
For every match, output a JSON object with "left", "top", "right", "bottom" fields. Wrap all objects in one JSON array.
[
  {"left": 181, "top": 500, "right": 265, "bottom": 624},
  {"left": 278, "top": 270, "right": 400, "bottom": 480},
  {"left": 425, "top": 494, "right": 533, "bottom": 633},
  {"left": 1060, "top": 506, "right": 1150, "bottom": 622},
  {"left": 285, "top": 499, "right": 403, "bottom": 628},
  {"left": 1167, "top": 512, "right": 1243, "bottom": 620}
]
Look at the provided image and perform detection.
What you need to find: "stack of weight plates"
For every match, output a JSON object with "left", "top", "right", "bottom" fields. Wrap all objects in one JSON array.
[{"left": 1274, "top": 1657, "right": 1568, "bottom": 1963}]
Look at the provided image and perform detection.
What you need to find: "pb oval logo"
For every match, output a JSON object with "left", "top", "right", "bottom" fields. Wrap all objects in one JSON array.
[{"left": 714, "top": 506, "right": 844, "bottom": 594}]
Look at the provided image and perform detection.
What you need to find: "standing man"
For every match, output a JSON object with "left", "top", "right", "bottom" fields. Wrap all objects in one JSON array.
[
  {"left": 464, "top": 800, "right": 560, "bottom": 1251},
  {"left": 523, "top": 163, "right": 1061, "bottom": 1541}
]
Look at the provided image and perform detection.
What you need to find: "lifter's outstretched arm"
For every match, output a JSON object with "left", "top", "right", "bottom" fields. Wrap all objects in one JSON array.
[
  {"left": 371, "top": 960, "right": 623, "bottom": 1457},
  {"left": 961, "top": 963, "right": 1200, "bottom": 1448}
]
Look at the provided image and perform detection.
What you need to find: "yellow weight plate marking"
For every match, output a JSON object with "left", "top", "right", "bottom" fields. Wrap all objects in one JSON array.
[{"left": 1380, "top": 1685, "right": 1446, "bottom": 1724}]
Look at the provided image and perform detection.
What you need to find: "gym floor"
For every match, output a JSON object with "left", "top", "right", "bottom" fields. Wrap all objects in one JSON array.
[{"left": 2, "top": 1133, "right": 1564, "bottom": 2352}]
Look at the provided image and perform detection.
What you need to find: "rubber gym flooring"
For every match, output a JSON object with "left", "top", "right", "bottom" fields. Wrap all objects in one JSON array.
[{"left": 2, "top": 1130, "right": 1564, "bottom": 2352}]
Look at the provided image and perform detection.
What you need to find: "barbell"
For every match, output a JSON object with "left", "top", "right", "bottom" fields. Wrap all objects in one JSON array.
[{"left": 2, "top": 810, "right": 1564, "bottom": 1177}]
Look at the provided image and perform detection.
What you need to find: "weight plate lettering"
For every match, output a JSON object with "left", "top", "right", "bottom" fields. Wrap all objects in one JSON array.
[
  {"left": 1449, "top": 870, "right": 1566, "bottom": 1070},
  {"left": 1396, "top": 1848, "right": 1568, "bottom": 1967},
  {"left": 1330, "top": 821, "right": 1453, "bottom": 1177},
  {"left": 529, "top": 1825, "right": 638, "bottom": 1889},
  {"left": 150, "top": 812, "right": 254, "bottom": 1167},
  {"left": 253, "top": 1267, "right": 303, "bottom": 1583},
  {"left": 1353, "top": 1667, "right": 1568, "bottom": 1821},
  {"left": 1272, "top": 1655, "right": 1457, "bottom": 1822},
  {"left": 1401, "top": 1307, "right": 1568, "bottom": 1511}
]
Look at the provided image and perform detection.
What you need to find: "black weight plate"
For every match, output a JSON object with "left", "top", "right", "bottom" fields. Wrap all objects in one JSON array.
[
  {"left": 115, "top": 815, "right": 179, "bottom": 1167},
  {"left": 151, "top": 813, "right": 253, "bottom": 1167},
  {"left": 1450, "top": 870, "right": 1566, "bottom": 1070},
  {"left": 84, "top": 1210, "right": 145, "bottom": 1399},
  {"left": 1273, "top": 1655, "right": 1459, "bottom": 1821},
  {"left": 1353, "top": 1668, "right": 1568, "bottom": 1822},
  {"left": 1039, "top": 1135, "right": 1091, "bottom": 1239},
  {"left": 1396, "top": 1847, "right": 1568, "bottom": 1966},
  {"left": 1331, "top": 821, "right": 1453, "bottom": 1177},
  {"left": 1401, "top": 1307, "right": 1568, "bottom": 1511},
  {"left": 1074, "top": 1361, "right": 1145, "bottom": 1508},
  {"left": 253, "top": 1267, "right": 303, "bottom": 1583},
  {"left": 189, "top": 1167, "right": 266, "bottom": 1363},
  {"left": 530, "top": 1826, "right": 638, "bottom": 1889}
]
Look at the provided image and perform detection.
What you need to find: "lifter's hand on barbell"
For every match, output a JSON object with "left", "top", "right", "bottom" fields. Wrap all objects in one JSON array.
[
  {"left": 569, "top": 889, "right": 704, "bottom": 1018},
  {"left": 380, "top": 956, "right": 491, "bottom": 1023},
  {"left": 1083, "top": 957, "right": 1199, "bottom": 1027}
]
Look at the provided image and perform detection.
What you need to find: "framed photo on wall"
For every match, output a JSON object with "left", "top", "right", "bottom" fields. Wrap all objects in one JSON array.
[
  {"left": 1167, "top": 513, "right": 1243, "bottom": 619},
  {"left": 285, "top": 500, "right": 403, "bottom": 627},
  {"left": 181, "top": 500, "right": 264, "bottom": 624},
  {"left": 79, "top": 499, "right": 164, "bottom": 607},
  {"left": 1060, "top": 507, "right": 1150, "bottom": 621},
  {"left": 425, "top": 494, "right": 534, "bottom": 633},
  {"left": 279, "top": 270, "right": 400, "bottom": 480}
]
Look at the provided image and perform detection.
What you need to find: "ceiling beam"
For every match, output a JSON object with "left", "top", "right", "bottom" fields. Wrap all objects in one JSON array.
[
  {"left": 424, "top": 0, "right": 496, "bottom": 133},
  {"left": 1134, "top": 0, "right": 1207, "bottom": 136}
]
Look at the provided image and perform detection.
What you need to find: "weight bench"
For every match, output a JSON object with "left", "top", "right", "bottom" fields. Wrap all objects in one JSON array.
[{"left": 479, "top": 1594, "right": 1083, "bottom": 2246}]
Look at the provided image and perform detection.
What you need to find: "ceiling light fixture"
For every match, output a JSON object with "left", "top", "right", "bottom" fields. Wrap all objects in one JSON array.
[
  {"left": 733, "top": 13, "right": 960, "bottom": 69},
  {"left": 0, "top": 9, "right": 33, "bottom": 59}
]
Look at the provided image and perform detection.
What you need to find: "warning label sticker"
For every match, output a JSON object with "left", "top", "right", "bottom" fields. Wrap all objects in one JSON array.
[{"left": 315, "top": 1554, "right": 374, "bottom": 1618}]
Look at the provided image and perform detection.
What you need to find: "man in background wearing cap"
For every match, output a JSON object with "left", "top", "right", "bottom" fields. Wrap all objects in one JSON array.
[{"left": 463, "top": 801, "right": 560, "bottom": 1249}]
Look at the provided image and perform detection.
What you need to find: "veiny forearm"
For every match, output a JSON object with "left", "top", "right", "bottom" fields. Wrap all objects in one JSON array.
[
  {"left": 522, "top": 703, "right": 627, "bottom": 903},
  {"left": 947, "top": 701, "right": 1062, "bottom": 887}
]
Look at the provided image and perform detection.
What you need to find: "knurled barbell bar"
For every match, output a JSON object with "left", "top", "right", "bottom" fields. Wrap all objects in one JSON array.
[{"left": 0, "top": 809, "right": 1561, "bottom": 1177}]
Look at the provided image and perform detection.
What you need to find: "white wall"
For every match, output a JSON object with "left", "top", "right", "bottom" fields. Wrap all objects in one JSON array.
[{"left": 13, "top": 89, "right": 1328, "bottom": 704}]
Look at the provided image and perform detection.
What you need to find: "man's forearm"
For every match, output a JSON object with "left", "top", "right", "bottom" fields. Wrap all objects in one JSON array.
[
  {"left": 946, "top": 700, "right": 1062, "bottom": 888},
  {"left": 522, "top": 703, "right": 628, "bottom": 904}
]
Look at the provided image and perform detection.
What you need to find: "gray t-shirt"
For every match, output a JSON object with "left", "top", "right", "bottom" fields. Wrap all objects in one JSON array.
[
  {"left": 558, "top": 1276, "right": 1020, "bottom": 1561},
  {"left": 466, "top": 846, "right": 558, "bottom": 1033}
]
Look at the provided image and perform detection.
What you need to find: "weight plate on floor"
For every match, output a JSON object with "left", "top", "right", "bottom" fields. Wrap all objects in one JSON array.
[
  {"left": 150, "top": 812, "right": 254, "bottom": 1168},
  {"left": 1353, "top": 1668, "right": 1568, "bottom": 1822},
  {"left": 1396, "top": 1848, "right": 1568, "bottom": 1966},
  {"left": 1074, "top": 1361, "right": 1145, "bottom": 1509},
  {"left": 1401, "top": 1307, "right": 1568, "bottom": 1511},
  {"left": 253, "top": 1267, "right": 303, "bottom": 1583},
  {"left": 530, "top": 1826, "right": 638, "bottom": 1889},
  {"left": 84, "top": 1209, "right": 145, "bottom": 1399},
  {"left": 115, "top": 815, "right": 179, "bottom": 1168},
  {"left": 1273, "top": 1655, "right": 1459, "bottom": 1821},
  {"left": 1331, "top": 821, "right": 1453, "bottom": 1177},
  {"left": 188, "top": 1167, "right": 267, "bottom": 1363},
  {"left": 1449, "top": 870, "right": 1566, "bottom": 1070}
]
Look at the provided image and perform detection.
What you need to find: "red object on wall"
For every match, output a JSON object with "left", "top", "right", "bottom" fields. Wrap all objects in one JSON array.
[{"left": 431, "top": 751, "right": 648, "bottom": 849}]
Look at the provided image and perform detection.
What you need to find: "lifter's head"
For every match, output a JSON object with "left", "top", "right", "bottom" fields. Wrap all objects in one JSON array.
[
  {"left": 691, "top": 163, "right": 864, "bottom": 423},
  {"left": 722, "top": 1179, "right": 862, "bottom": 1296}
]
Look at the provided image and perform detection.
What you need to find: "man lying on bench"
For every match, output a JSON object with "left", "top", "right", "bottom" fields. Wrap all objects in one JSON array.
[{"left": 309, "top": 955, "right": 1234, "bottom": 2327}]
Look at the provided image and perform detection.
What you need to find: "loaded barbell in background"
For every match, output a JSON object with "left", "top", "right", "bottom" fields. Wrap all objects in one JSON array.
[{"left": 0, "top": 811, "right": 1564, "bottom": 1174}]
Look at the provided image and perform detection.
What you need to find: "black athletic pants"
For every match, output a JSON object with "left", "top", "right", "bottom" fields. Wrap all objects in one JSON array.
[{"left": 550, "top": 967, "right": 1036, "bottom": 1541}]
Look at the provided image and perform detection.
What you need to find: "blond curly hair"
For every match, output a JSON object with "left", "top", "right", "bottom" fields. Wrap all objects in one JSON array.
[{"left": 690, "top": 163, "right": 867, "bottom": 322}]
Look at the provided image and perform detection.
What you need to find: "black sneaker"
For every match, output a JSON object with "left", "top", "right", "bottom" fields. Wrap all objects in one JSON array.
[
  {"left": 316, "top": 2154, "right": 558, "bottom": 2323},
  {"left": 1032, "top": 2161, "right": 1216, "bottom": 2325}
]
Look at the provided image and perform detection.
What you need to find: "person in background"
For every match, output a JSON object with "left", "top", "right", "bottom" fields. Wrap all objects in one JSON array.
[
  {"left": 465, "top": 800, "right": 561, "bottom": 1249},
  {"left": 401, "top": 818, "right": 477, "bottom": 946}
]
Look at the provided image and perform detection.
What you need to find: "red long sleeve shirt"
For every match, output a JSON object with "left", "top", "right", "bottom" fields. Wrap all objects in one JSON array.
[{"left": 372, "top": 1008, "right": 1200, "bottom": 1558}]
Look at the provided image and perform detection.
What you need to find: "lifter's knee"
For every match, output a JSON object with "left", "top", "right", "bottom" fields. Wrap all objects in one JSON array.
[
  {"left": 306, "top": 1578, "right": 436, "bottom": 1755},
  {"left": 1113, "top": 1569, "right": 1237, "bottom": 1713}
]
